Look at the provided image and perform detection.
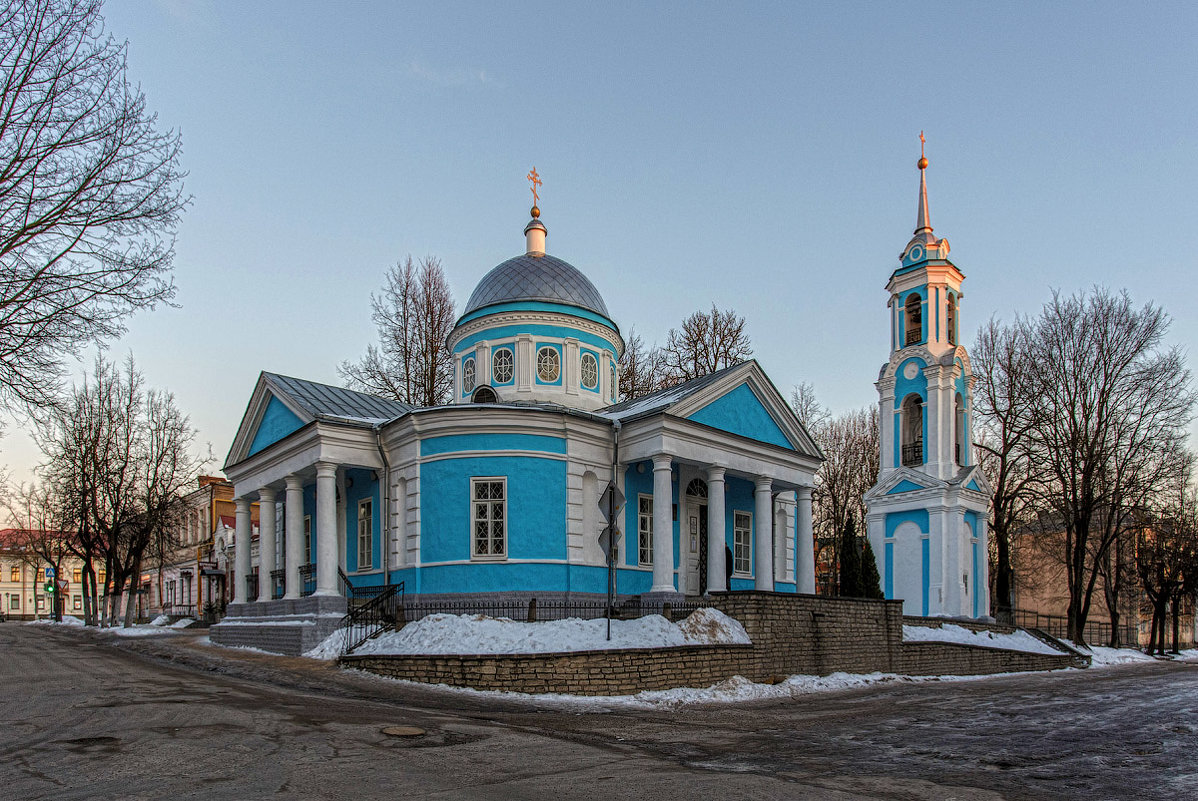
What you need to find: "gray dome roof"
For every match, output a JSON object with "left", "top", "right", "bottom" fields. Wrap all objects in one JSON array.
[{"left": 463, "top": 253, "right": 612, "bottom": 320}]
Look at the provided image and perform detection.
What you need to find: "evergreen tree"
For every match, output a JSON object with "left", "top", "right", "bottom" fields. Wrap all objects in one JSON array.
[
  {"left": 838, "top": 514, "right": 863, "bottom": 597},
  {"left": 860, "top": 537, "right": 884, "bottom": 600}
]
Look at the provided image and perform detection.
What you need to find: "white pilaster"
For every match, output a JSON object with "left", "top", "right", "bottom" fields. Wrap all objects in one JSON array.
[
  {"left": 650, "top": 455, "right": 675, "bottom": 593},
  {"left": 283, "top": 475, "right": 304, "bottom": 599},
  {"left": 233, "top": 498, "right": 252, "bottom": 605},
  {"left": 977, "top": 512, "right": 990, "bottom": 618},
  {"left": 257, "top": 488, "right": 276, "bottom": 603},
  {"left": 706, "top": 467, "right": 727, "bottom": 593},
  {"left": 754, "top": 477, "right": 773, "bottom": 591},
  {"left": 314, "top": 461, "right": 339, "bottom": 597},
  {"left": 564, "top": 338, "right": 580, "bottom": 396},
  {"left": 516, "top": 334, "right": 534, "bottom": 391},
  {"left": 796, "top": 486, "right": 815, "bottom": 594}
]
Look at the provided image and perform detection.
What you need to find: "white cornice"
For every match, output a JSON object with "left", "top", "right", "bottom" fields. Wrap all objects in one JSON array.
[{"left": 448, "top": 309, "right": 624, "bottom": 356}]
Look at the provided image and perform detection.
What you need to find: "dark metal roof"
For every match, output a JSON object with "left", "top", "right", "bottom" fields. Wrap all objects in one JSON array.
[
  {"left": 600, "top": 363, "right": 742, "bottom": 421},
  {"left": 264, "top": 373, "right": 412, "bottom": 422},
  {"left": 463, "top": 253, "right": 612, "bottom": 319}
]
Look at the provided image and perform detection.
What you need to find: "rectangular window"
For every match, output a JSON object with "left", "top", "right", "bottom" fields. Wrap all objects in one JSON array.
[
  {"left": 8, "top": 595, "right": 18, "bottom": 610},
  {"left": 357, "top": 498, "right": 373, "bottom": 570},
  {"left": 9, "top": 566, "right": 18, "bottom": 582},
  {"left": 304, "top": 516, "right": 312, "bottom": 564},
  {"left": 73, "top": 595, "right": 81, "bottom": 610},
  {"left": 734, "top": 511, "right": 752, "bottom": 575},
  {"left": 638, "top": 495, "right": 653, "bottom": 566},
  {"left": 471, "top": 478, "right": 506, "bottom": 559},
  {"left": 36, "top": 596, "right": 45, "bottom": 610},
  {"left": 72, "top": 568, "right": 82, "bottom": 583}
]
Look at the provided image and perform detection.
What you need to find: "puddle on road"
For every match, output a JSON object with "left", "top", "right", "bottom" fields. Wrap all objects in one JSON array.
[{"left": 52, "top": 736, "right": 122, "bottom": 756}]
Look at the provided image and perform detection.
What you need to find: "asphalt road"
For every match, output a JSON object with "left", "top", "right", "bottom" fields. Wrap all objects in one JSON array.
[{"left": 1, "top": 623, "right": 1195, "bottom": 800}]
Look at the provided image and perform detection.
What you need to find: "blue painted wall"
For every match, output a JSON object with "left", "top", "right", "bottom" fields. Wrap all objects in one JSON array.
[
  {"left": 687, "top": 384, "right": 795, "bottom": 450},
  {"left": 920, "top": 537, "right": 930, "bottom": 615},
  {"left": 885, "top": 509, "right": 930, "bottom": 539},
  {"left": 419, "top": 455, "right": 567, "bottom": 566},
  {"left": 884, "top": 540, "right": 894, "bottom": 598},
  {"left": 345, "top": 468, "right": 380, "bottom": 573},
  {"left": 422, "top": 433, "right": 566, "bottom": 456},
  {"left": 886, "top": 479, "right": 925, "bottom": 495},
  {"left": 893, "top": 357, "right": 929, "bottom": 468},
  {"left": 248, "top": 396, "right": 304, "bottom": 456}
]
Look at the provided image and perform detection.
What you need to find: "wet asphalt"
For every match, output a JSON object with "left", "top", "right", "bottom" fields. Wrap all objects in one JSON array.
[{"left": 1, "top": 623, "right": 1195, "bottom": 800}]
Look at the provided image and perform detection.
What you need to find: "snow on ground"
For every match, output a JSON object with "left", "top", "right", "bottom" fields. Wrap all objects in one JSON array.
[
  {"left": 303, "top": 608, "right": 750, "bottom": 660},
  {"left": 1074, "top": 645, "right": 1158, "bottom": 667},
  {"left": 903, "top": 623, "right": 1064, "bottom": 655},
  {"left": 26, "top": 615, "right": 85, "bottom": 627}
]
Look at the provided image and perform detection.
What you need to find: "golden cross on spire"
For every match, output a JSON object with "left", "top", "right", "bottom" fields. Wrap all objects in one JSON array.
[
  {"left": 919, "top": 130, "right": 926, "bottom": 158},
  {"left": 527, "top": 167, "right": 542, "bottom": 207}
]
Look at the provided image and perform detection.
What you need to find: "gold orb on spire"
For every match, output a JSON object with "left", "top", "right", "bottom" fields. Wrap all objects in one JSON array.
[{"left": 530, "top": 205, "right": 540, "bottom": 218}]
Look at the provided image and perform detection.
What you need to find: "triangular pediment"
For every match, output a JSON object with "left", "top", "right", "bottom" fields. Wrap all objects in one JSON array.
[
  {"left": 664, "top": 362, "right": 820, "bottom": 457},
  {"left": 224, "top": 374, "right": 314, "bottom": 469},
  {"left": 865, "top": 467, "right": 943, "bottom": 502}
]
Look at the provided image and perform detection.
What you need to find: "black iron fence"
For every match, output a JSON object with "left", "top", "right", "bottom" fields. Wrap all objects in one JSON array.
[
  {"left": 1013, "top": 608, "right": 1137, "bottom": 647},
  {"left": 299, "top": 563, "right": 315, "bottom": 597},
  {"left": 398, "top": 596, "right": 714, "bottom": 625},
  {"left": 901, "top": 442, "right": 923, "bottom": 466},
  {"left": 269, "top": 569, "right": 285, "bottom": 600},
  {"left": 342, "top": 582, "right": 405, "bottom": 655}
]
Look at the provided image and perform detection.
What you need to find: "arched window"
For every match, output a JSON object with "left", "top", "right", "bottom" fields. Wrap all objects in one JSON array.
[
  {"left": 536, "top": 347, "right": 560, "bottom": 382},
  {"left": 462, "top": 357, "right": 476, "bottom": 393},
  {"left": 947, "top": 294, "right": 957, "bottom": 346},
  {"left": 954, "top": 393, "right": 965, "bottom": 464},
  {"left": 492, "top": 348, "right": 513, "bottom": 384},
  {"left": 581, "top": 352, "right": 598, "bottom": 390},
  {"left": 904, "top": 294, "right": 922, "bottom": 346},
  {"left": 685, "top": 478, "right": 708, "bottom": 498},
  {"left": 472, "top": 386, "right": 497, "bottom": 404},
  {"left": 901, "top": 394, "right": 924, "bottom": 466}
]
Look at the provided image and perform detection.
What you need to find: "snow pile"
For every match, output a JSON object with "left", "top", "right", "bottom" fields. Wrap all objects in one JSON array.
[
  {"left": 150, "top": 614, "right": 171, "bottom": 626},
  {"left": 903, "top": 623, "right": 1064, "bottom": 655},
  {"left": 26, "top": 615, "right": 85, "bottom": 627},
  {"left": 305, "top": 608, "right": 750, "bottom": 660},
  {"left": 626, "top": 671, "right": 913, "bottom": 709},
  {"left": 1077, "top": 646, "right": 1157, "bottom": 667},
  {"left": 168, "top": 617, "right": 197, "bottom": 629}
]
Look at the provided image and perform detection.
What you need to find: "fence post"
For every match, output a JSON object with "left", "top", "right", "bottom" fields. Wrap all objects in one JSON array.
[{"left": 527, "top": 597, "right": 537, "bottom": 623}]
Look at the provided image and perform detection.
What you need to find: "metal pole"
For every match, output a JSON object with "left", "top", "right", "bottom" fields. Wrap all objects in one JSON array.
[{"left": 607, "top": 420, "right": 621, "bottom": 641}]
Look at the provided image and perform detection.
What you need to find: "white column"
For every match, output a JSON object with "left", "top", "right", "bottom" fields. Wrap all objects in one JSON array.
[
  {"left": 796, "top": 486, "right": 815, "bottom": 594},
  {"left": 944, "top": 506, "right": 965, "bottom": 615},
  {"left": 284, "top": 475, "right": 304, "bottom": 599},
  {"left": 257, "top": 488, "right": 276, "bottom": 603},
  {"left": 877, "top": 379, "right": 895, "bottom": 474},
  {"left": 754, "top": 477, "right": 773, "bottom": 591},
  {"left": 706, "top": 467, "right": 727, "bottom": 593},
  {"left": 977, "top": 513, "right": 990, "bottom": 619},
  {"left": 650, "top": 455, "right": 675, "bottom": 593},
  {"left": 866, "top": 512, "right": 886, "bottom": 598},
  {"left": 315, "top": 461, "right": 339, "bottom": 597},
  {"left": 233, "top": 498, "right": 252, "bottom": 605},
  {"left": 923, "top": 366, "right": 942, "bottom": 478}
]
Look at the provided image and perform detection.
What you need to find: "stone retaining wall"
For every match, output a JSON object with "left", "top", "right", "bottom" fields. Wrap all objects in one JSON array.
[{"left": 340, "top": 592, "right": 1082, "bottom": 695}]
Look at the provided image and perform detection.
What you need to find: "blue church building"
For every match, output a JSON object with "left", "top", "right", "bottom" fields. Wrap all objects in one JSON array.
[{"left": 214, "top": 200, "right": 823, "bottom": 650}]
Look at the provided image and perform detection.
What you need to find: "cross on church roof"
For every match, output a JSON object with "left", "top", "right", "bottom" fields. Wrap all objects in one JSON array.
[{"left": 527, "top": 167, "right": 542, "bottom": 208}]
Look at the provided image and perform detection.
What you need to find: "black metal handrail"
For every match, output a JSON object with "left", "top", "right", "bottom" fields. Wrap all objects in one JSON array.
[
  {"left": 338, "top": 566, "right": 352, "bottom": 597},
  {"left": 299, "top": 563, "right": 315, "bottom": 597},
  {"left": 342, "top": 582, "right": 405, "bottom": 655},
  {"left": 902, "top": 442, "right": 923, "bottom": 466},
  {"left": 905, "top": 328, "right": 921, "bottom": 346},
  {"left": 270, "top": 569, "right": 285, "bottom": 600}
]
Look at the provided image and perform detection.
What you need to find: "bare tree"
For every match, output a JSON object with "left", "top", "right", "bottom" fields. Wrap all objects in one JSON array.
[
  {"left": 789, "top": 381, "right": 829, "bottom": 432},
  {"left": 1025, "top": 289, "right": 1195, "bottom": 644},
  {"left": 661, "top": 305, "right": 752, "bottom": 384},
  {"left": 0, "top": 0, "right": 186, "bottom": 412},
  {"left": 617, "top": 327, "right": 666, "bottom": 401},
  {"left": 972, "top": 318, "right": 1041, "bottom": 623},
  {"left": 36, "top": 354, "right": 201, "bottom": 626},
  {"left": 340, "top": 256, "right": 455, "bottom": 406},
  {"left": 6, "top": 480, "right": 73, "bottom": 620},
  {"left": 1137, "top": 478, "right": 1198, "bottom": 655}
]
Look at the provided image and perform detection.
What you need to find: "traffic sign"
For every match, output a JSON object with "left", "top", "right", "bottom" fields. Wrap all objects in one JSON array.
[
  {"left": 44, "top": 567, "right": 55, "bottom": 578},
  {"left": 598, "top": 481, "right": 625, "bottom": 525},
  {"left": 598, "top": 525, "right": 623, "bottom": 558}
]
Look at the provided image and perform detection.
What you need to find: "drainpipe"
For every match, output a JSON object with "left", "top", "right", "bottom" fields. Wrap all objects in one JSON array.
[
  {"left": 607, "top": 419, "right": 621, "bottom": 641},
  {"left": 375, "top": 426, "right": 392, "bottom": 587}
]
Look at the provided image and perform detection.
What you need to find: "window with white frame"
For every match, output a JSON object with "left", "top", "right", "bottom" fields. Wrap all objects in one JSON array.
[
  {"left": 304, "top": 515, "right": 312, "bottom": 564},
  {"left": 536, "top": 347, "right": 560, "bottom": 382},
  {"left": 8, "top": 595, "right": 18, "bottom": 610},
  {"left": 492, "top": 347, "right": 514, "bottom": 383},
  {"left": 73, "top": 595, "right": 81, "bottom": 610},
  {"left": 638, "top": 495, "right": 653, "bottom": 566},
  {"left": 10, "top": 565, "right": 19, "bottom": 582},
  {"left": 472, "top": 478, "right": 506, "bottom": 558},
  {"left": 357, "top": 498, "right": 373, "bottom": 570},
  {"left": 580, "top": 352, "right": 598, "bottom": 389},
  {"left": 733, "top": 511, "right": 752, "bottom": 575},
  {"left": 463, "top": 357, "right": 476, "bottom": 393}
]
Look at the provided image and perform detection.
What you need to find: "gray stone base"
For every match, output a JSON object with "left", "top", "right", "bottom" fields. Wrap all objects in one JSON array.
[{"left": 210, "top": 596, "right": 348, "bottom": 656}]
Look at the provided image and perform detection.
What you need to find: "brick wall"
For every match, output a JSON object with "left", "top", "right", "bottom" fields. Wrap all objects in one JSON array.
[{"left": 340, "top": 592, "right": 1081, "bottom": 695}]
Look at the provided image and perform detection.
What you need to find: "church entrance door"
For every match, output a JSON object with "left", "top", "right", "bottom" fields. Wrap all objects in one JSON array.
[{"left": 696, "top": 505, "right": 709, "bottom": 595}]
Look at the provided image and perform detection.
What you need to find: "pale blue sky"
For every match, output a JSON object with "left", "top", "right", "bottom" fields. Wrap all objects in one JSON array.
[{"left": 5, "top": 0, "right": 1198, "bottom": 483}]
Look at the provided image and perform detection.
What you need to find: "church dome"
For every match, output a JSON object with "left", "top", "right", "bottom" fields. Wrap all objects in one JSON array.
[{"left": 463, "top": 253, "right": 612, "bottom": 320}]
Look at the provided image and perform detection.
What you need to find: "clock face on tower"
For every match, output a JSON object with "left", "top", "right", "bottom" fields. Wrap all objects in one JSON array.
[{"left": 903, "top": 361, "right": 920, "bottom": 380}]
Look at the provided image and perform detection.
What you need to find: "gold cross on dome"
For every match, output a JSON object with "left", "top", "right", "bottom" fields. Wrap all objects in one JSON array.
[
  {"left": 919, "top": 131, "right": 926, "bottom": 158},
  {"left": 527, "top": 167, "right": 542, "bottom": 206}
]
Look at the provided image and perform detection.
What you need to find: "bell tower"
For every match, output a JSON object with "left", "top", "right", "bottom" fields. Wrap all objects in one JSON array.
[{"left": 864, "top": 136, "right": 992, "bottom": 619}]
